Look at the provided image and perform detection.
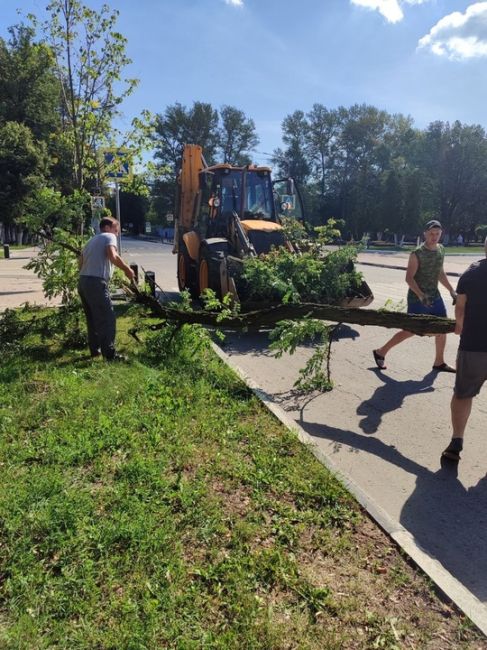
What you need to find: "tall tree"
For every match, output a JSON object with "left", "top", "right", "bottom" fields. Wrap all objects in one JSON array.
[
  {"left": 31, "top": 0, "right": 138, "bottom": 190},
  {"left": 153, "top": 102, "right": 219, "bottom": 172},
  {"left": 330, "top": 104, "right": 389, "bottom": 237},
  {"left": 0, "top": 25, "right": 59, "bottom": 238},
  {"left": 0, "top": 25, "right": 59, "bottom": 142},
  {"left": 272, "top": 110, "right": 311, "bottom": 184},
  {"left": 218, "top": 105, "right": 259, "bottom": 165},
  {"left": 0, "top": 121, "right": 47, "bottom": 241},
  {"left": 420, "top": 120, "right": 487, "bottom": 236},
  {"left": 306, "top": 104, "right": 343, "bottom": 199},
  {"left": 152, "top": 101, "right": 219, "bottom": 218}
]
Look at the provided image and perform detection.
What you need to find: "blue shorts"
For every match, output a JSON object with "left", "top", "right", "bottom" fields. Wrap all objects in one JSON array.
[{"left": 407, "top": 296, "right": 446, "bottom": 317}]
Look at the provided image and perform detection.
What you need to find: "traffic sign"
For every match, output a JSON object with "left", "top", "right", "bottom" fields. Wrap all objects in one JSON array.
[
  {"left": 91, "top": 196, "right": 105, "bottom": 211},
  {"left": 103, "top": 148, "right": 132, "bottom": 179}
]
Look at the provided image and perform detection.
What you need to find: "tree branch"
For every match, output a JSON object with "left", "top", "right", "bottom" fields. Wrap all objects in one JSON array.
[{"left": 132, "top": 290, "right": 455, "bottom": 335}]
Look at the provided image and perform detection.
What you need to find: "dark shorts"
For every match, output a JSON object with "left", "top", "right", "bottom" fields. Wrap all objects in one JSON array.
[
  {"left": 454, "top": 350, "right": 487, "bottom": 398},
  {"left": 407, "top": 296, "right": 446, "bottom": 317}
]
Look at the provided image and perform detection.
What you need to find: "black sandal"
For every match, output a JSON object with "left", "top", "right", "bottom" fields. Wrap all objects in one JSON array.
[
  {"left": 433, "top": 363, "right": 456, "bottom": 373},
  {"left": 373, "top": 350, "right": 386, "bottom": 370},
  {"left": 441, "top": 448, "right": 461, "bottom": 462}
]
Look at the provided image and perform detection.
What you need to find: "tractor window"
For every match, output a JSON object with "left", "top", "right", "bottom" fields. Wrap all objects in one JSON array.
[
  {"left": 199, "top": 172, "right": 213, "bottom": 221},
  {"left": 197, "top": 171, "right": 214, "bottom": 238},
  {"left": 272, "top": 179, "right": 304, "bottom": 222},
  {"left": 246, "top": 172, "right": 274, "bottom": 220},
  {"left": 220, "top": 171, "right": 242, "bottom": 214}
]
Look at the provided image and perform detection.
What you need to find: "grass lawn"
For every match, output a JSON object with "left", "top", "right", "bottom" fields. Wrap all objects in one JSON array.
[
  {"left": 0, "top": 305, "right": 485, "bottom": 649},
  {"left": 366, "top": 244, "right": 485, "bottom": 255},
  {"left": 444, "top": 246, "right": 485, "bottom": 255}
]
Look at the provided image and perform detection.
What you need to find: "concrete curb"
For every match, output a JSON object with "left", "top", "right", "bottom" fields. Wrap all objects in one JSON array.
[{"left": 211, "top": 343, "right": 487, "bottom": 637}]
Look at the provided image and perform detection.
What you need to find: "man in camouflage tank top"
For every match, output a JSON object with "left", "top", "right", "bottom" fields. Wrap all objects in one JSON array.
[{"left": 373, "top": 220, "right": 457, "bottom": 372}]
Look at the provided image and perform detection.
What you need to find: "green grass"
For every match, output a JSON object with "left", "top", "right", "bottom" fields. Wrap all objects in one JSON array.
[
  {"left": 0, "top": 306, "right": 484, "bottom": 649},
  {"left": 365, "top": 244, "right": 485, "bottom": 255},
  {"left": 444, "top": 246, "right": 485, "bottom": 255}
]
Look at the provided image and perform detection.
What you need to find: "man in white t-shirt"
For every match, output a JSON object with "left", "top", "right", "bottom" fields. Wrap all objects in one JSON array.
[{"left": 78, "top": 217, "right": 134, "bottom": 360}]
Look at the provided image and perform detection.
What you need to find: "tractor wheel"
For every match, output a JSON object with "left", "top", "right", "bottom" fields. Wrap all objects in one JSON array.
[
  {"left": 198, "top": 247, "right": 222, "bottom": 299},
  {"left": 177, "top": 244, "right": 198, "bottom": 298}
]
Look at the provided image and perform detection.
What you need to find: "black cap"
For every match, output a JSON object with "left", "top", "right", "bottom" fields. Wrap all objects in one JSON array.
[{"left": 424, "top": 219, "right": 442, "bottom": 230}]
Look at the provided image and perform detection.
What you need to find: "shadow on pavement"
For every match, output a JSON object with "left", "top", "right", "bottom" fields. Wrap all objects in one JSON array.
[
  {"left": 330, "top": 323, "right": 360, "bottom": 341},
  {"left": 221, "top": 331, "right": 274, "bottom": 358},
  {"left": 222, "top": 323, "right": 361, "bottom": 360},
  {"left": 298, "top": 419, "right": 487, "bottom": 602},
  {"left": 357, "top": 370, "right": 438, "bottom": 434}
]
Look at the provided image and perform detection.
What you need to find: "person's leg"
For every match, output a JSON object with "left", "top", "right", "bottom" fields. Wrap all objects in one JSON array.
[
  {"left": 375, "top": 330, "right": 414, "bottom": 359},
  {"left": 433, "top": 333, "right": 450, "bottom": 368},
  {"left": 450, "top": 394, "right": 472, "bottom": 439},
  {"left": 86, "top": 279, "right": 116, "bottom": 359},
  {"left": 78, "top": 279, "right": 101, "bottom": 356},
  {"left": 442, "top": 350, "right": 482, "bottom": 461},
  {"left": 97, "top": 281, "right": 116, "bottom": 359},
  {"left": 429, "top": 299, "right": 454, "bottom": 371},
  {"left": 442, "top": 395, "right": 472, "bottom": 461}
]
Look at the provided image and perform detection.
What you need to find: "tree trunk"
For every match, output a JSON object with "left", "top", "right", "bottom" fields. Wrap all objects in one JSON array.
[{"left": 134, "top": 292, "right": 455, "bottom": 335}]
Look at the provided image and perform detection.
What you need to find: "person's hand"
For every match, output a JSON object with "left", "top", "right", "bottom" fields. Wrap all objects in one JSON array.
[
  {"left": 125, "top": 267, "right": 135, "bottom": 281},
  {"left": 420, "top": 294, "right": 432, "bottom": 307},
  {"left": 450, "top": 290, "right": 457, "bottom": 305}
]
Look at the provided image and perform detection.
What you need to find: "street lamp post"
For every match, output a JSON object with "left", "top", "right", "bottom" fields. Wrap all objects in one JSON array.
[{"left": 115, "top": 180, "right": 121, "bottom": 252}]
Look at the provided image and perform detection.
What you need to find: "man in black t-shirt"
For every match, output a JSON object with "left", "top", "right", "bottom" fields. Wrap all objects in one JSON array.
[{"left": 442, "top": 239, "right": 487, "bottom": 462}]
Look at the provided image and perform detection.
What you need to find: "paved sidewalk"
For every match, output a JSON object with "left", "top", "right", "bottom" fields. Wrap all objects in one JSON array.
[{"left": 0, "top": 247, "right": 61, "bottom": 311}]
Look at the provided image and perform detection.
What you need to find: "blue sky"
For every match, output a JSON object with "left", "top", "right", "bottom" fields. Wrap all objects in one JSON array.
[{"left": 2, "top": 0, "right": 487, "bottom": 164}]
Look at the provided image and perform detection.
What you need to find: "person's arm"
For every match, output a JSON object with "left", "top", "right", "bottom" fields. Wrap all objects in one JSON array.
[
  {"left": 405, "top": 252, "right": 428, "bottom": 303},
  {"left": 438, "top": 269, "right": 457, "bottom": 301},
  {"left": 106, "top": 245, "right": 135, "bottom": 281},
  {"left": 454, "top": 293, "right": 467, "bottom": 335}
]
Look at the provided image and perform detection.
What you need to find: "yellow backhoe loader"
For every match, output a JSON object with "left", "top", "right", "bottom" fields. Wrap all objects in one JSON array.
[{"left": 173, "top": 143, "right": 372, "bottom": 307}]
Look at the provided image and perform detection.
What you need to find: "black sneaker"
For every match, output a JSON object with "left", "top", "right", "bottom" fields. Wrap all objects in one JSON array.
[{"left": 106, "top": 353, "right": 128, "bottom": 362}]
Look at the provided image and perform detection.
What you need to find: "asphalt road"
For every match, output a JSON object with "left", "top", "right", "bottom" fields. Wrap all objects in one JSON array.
[{"left": 122, "top": 237, "right": 487, "bottom": 629}]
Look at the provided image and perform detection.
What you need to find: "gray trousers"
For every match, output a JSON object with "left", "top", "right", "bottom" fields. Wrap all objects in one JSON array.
[{"left": 78, "top": 275, "right": 116, "bottom": 359}]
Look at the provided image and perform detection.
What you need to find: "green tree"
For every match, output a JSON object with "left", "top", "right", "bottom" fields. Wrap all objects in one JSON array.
[
  {"left": 0, "top": 25, "right": 59, "bottom": 142},
  {"left": 378, "top": 169, "right": 403, "bottom": 240},
  {"left": 420, "top": 120, "right": 487, "bottom": 237},
  {"left": 330, "top": 104, "right": 389, "bottom": 238},
  {"left": 307, "top": 104, "right": 343, "bottom": 199},
  {"left": 30, "top": 0, "right": 138, "bottom": 190},
  {"left": 272, "top": 110, "right": 311, "bottom": 184},
  {"left": 218, "top": 105, "right": 259, "bottom": 165},
  {"left": 153, "top": 101, "right": 219, "bottom": 172},
  {"left": 0, "top": 121, "right": 47, "bottom": 242}
]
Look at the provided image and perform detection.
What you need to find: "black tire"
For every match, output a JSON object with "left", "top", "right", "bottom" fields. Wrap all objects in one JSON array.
[
  {"left": 177, "top": 244, "right": 198, "bottom": 298},
  {"left": 198, "top": 245, "right": 222, "bottom": 299}
]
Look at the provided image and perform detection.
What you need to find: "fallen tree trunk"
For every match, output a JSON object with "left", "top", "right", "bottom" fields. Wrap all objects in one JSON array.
[
  {"left": 37, "top": 232, "right": 454, "bottom": 336},
  {"left": 134, "top": 291, "right": 455, "bottom": 335}
]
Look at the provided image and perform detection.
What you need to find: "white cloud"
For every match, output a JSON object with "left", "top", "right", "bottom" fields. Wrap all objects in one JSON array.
[
  {"left": 224, "top": 0, "right": 244, "bottom": 6},
  {"left": 351, "top": 0, "right": 429, "bottom": 24},
  {"left": 418, "top": 2, "right": 487, "bottom": 59}
]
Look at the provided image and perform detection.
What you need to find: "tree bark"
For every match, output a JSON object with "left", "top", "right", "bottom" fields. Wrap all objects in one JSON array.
[{"left": 134, "top": 292, "right": 455, "bottom": 335}]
